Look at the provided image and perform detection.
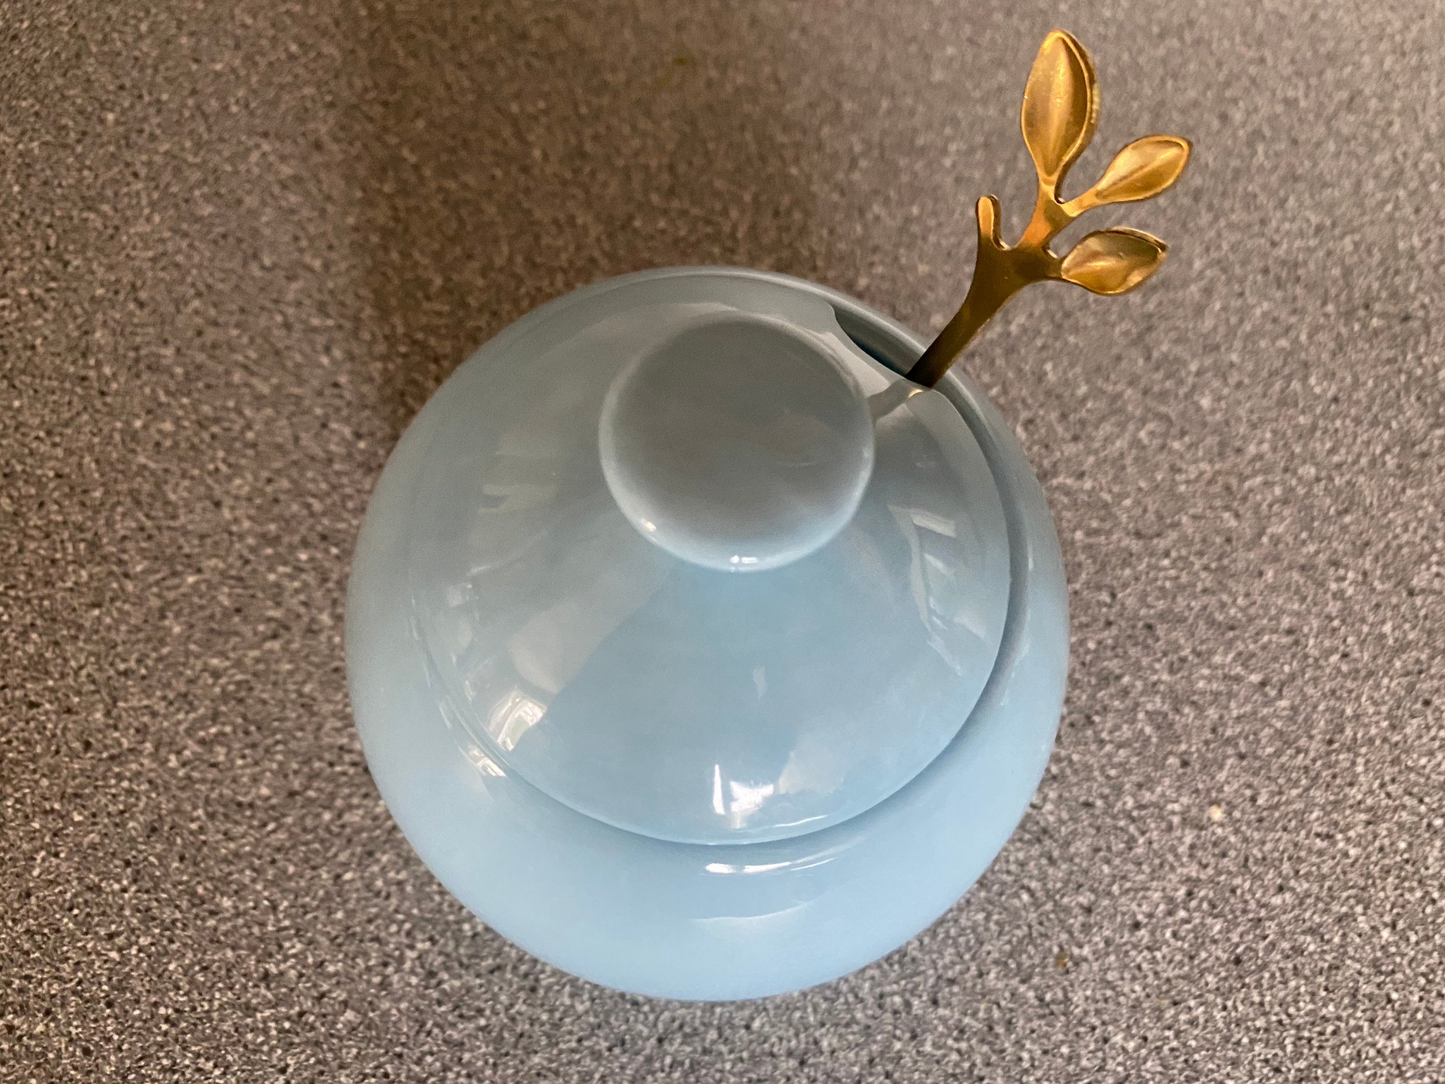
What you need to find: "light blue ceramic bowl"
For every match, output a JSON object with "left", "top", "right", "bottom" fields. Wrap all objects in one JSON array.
[{"left": 345, "top": 267, "right": 1068, "bottom": 1000}]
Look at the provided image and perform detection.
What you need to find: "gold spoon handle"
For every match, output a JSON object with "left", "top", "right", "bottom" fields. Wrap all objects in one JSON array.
[{"left": 909, "top": 30, "right": 1191, "bottom": 388}]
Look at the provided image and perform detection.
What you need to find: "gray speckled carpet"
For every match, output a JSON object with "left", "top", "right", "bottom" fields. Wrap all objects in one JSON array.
[{"left": 2, "top": 1, "right": 1442, "bottom": 1081}]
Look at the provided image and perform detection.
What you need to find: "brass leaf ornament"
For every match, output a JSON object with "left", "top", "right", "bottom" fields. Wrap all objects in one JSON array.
[
  {"left": 1060, "top": 228, "right": 1167, "bottom": 295},
  {"left": 1020, "top": 30, "right": 1098, "bottom": 190},
  {"left": 1072, "top": 135, "right": 1191, "bottom": 212},
  {"left": 908, "top": 31, "right": 1191, "bottom": 388}
]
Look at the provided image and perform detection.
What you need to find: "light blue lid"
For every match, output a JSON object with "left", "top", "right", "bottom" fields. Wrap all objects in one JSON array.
[{"left": 401, "top": 274, "right": 1010, "bottom": 844}]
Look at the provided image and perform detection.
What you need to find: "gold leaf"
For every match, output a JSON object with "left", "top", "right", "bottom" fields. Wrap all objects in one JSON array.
[
  {"left": 1086, "top": 135, "right": 1191, "bottom": 207},
  {"left": 1020, "top": 30, "right": 1099, "bottom": 192},
  {"left": 1060, "top": 228, "right": 1168, "bottom": 295}
]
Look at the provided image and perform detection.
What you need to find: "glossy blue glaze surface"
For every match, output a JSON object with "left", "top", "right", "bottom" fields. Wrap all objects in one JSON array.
[
  {"left": 599, "top": 308, "right": 877, "bottom": 572},
  {"left": 346, "top": 268, "right": 1069, "bottom": 1000},
  {"left": 393, "top": 274, "right": 1010, "bottom": 845}
]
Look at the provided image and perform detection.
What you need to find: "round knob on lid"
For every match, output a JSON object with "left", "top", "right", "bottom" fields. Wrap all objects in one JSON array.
[{"left": 598, "top": 313, "right": 875, "bottom": 572}]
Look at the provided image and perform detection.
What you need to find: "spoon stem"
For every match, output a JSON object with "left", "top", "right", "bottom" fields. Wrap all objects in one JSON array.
[{"left": 907, "top": 196, "right": 1030, "bottom": 388}]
